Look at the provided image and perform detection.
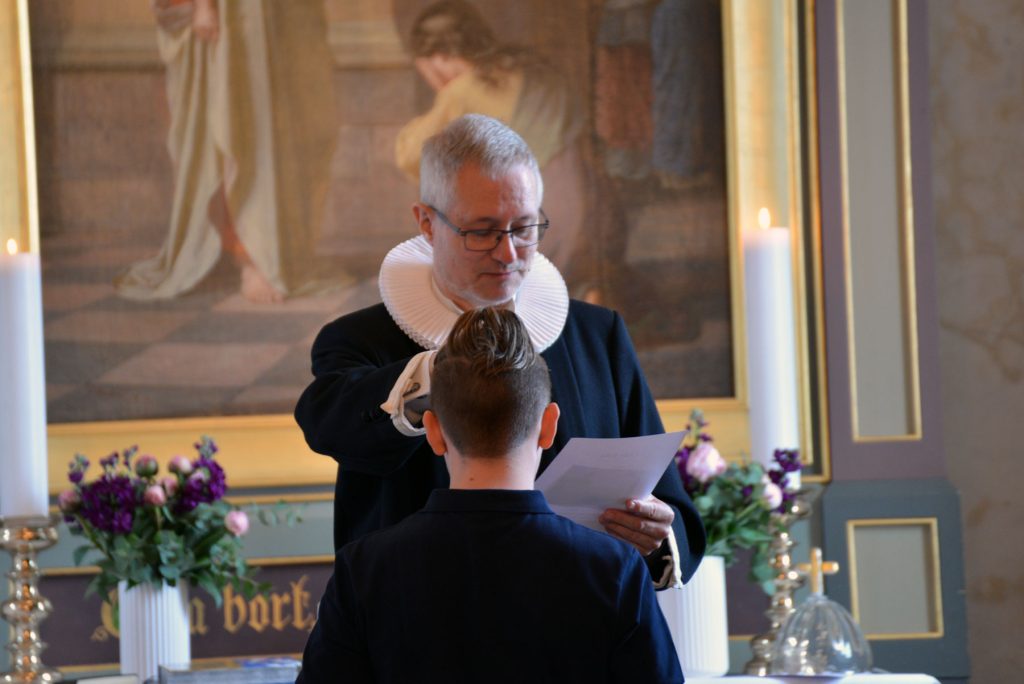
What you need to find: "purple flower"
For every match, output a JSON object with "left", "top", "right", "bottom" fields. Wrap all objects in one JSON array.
[
  {"left": 68, "top": 454, "right": 90, "bottom": 484},
  {"left": 675, "top": 448, "right": 698, "bottom": 493},
  {"left": 121, "top": 445, "right": 138, "bottom": 471},
  {"left": 175, "top": 456, "right": 227, "bottom": 513},
  {"left": 112, "top": 509, "right": 133, "bottom": 533},
  {"left": 200, "top": 457, "right": 227, "bottom": 499},
  {"left": 78, "top": 474, "right": 139, "bottom": 534},
  {"left": 773, "top": 448, "right": 801, "bottom": 473}
]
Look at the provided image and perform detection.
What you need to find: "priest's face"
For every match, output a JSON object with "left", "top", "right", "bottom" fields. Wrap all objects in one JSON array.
[{"left": 418, "top": 162, "right": 541, "bottom": 311}]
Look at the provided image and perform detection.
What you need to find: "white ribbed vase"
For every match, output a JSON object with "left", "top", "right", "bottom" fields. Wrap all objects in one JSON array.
[
  {"left": 656, "top": 555, "right": 729, "bottom": 677},
  {"left": 118, "top": 581, "right": 191, "bottom": 681}
]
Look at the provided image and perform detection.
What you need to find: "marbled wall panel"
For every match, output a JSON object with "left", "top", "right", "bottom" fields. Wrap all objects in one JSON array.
[{"left": 930, "top": 1, "right": 1024, "bottom": 680}]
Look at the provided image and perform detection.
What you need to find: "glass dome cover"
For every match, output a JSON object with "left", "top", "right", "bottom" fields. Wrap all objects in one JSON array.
[{"left": 770, "top": 549, "right": 873, "bottom": 676}]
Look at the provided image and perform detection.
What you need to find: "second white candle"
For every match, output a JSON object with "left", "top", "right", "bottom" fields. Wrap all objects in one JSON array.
[{"left": 743, "top": 209, "right": 800, "bottom": 489}]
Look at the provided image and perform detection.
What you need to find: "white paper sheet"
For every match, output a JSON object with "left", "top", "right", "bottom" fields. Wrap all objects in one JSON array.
[{"left": 535, "top": 430, "right": 687, "bottom": 530}]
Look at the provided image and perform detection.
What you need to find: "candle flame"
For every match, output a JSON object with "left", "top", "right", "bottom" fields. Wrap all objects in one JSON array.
[
  {"left": 758, "top": 208, "right": 771, "bottom": 230},
  {"left": 5, "top": 238, "right": 17, "bottom": 256}
]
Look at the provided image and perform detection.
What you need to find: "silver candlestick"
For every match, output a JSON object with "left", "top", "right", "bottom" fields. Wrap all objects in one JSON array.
[
  {"left": 1, "top": 515, "right": 62, "bottom": 683},
  {"left": 743, "top": 490, "right": 812, "bottom": 676}
]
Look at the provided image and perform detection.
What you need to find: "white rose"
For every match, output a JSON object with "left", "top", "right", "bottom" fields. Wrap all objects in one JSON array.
[{"left": 762, "top": 481, "right": 783, "bottom": 509}]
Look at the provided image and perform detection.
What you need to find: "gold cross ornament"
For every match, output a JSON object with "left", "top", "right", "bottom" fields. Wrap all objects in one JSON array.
[{"left": 798, "top": 547, "right": 839, "bottom": 595}]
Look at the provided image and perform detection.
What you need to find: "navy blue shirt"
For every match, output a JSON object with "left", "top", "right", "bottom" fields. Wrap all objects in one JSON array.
[{"left": 298, "top": 489, "right": 685, "bottom": 683}]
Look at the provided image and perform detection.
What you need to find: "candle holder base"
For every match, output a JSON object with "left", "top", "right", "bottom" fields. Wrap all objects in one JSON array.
[
  {"left": 743, "top": 491, "right": 813, "bottom": 676},
  {"left": 0, "top": 516, "right": 63, "bottom": 684}
]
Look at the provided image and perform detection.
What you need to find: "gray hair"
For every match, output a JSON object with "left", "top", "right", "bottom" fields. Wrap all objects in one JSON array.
[{"left": 420, "top": 114, "right": 544, "bottom": 212}]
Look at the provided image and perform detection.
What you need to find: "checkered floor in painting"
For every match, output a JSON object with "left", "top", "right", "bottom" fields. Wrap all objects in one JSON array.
[{"left": 41, "top": 230, "right": 383, "bottom": 424}]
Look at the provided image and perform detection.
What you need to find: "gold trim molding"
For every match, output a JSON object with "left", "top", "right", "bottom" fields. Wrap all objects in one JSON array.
[
  {"left": 44, "top": 553, "right": 333, "bottom": 578},
  {"left": 47, "top": 415, "right": 338, "bottom": 494},
  {"left": 836, "top": 0, "right": 922, "bottom": 443},
  {"left": 846, "top": 517, "right": 944, "bottom": 640},
  {"left": 0, "top": 0, "right": 38, "bottom": 252}
]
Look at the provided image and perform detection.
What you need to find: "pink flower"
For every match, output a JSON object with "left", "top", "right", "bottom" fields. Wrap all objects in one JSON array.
[
  {"left": 762, "top": 481, "right": 783, "bottom": 509},
  {"left": 159, "top": 476, "right": 179, "bottom": 497},
  {"left": 225, "top": 510, "right": 249, "bottom": 537},
  {"left": 188, "top": 469, "right": 209, "bottom": 485},
  {"left": 143, "top": 484, "right": 167, "bottom": 507},
  {"left": 685, "top": 442, "right": 727, "bottom": 483},
  {"left": 169, "top": 454, "right": 193, "bottom": 475},
  {"left": 58, "top": 489, "right": 81, "bottom": 513},
  {"left": 134, "top": 454, "right": 159, "bottom": 478}
]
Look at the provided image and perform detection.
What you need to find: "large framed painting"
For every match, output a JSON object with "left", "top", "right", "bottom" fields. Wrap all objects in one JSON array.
[{"left": 12, "top": 0, "right": 817, "bottom": 488}]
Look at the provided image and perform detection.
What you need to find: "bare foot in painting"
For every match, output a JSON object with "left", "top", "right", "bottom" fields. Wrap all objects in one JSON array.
[{"left": 241, "top": 264, "right": 285, "bottom": 304}]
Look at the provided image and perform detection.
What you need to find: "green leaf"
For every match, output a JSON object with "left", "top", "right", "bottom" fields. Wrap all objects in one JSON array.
[
  {"left": 159, "top": 564, "right": 182, "bottom": 581},
  {"left": 195, "top": 572, "right": 223, "bottom": 607},
  {"left": 741, "top": 467, "right": 763, "bottom": 486},
  {"left": 285, "top": 504, "right": 306, "bottom": 527},
  {"left": 84, "top": 573, "right": 103, "bottom": 598},
  {"left": 72, "top": 545, "right": 94, "bottom": 567},
  {"left": 737, "top": 527, "right": 769, "bottom": 544},
  {"left": 750, "top": 562, "right": 774, "bottom": 583}
]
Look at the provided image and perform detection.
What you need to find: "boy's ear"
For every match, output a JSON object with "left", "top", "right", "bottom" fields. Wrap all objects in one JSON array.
[
  {"left": 538, "top": 403, "right": 560, "bottom": 450},
  {"left": 423, "top": 410, "right": 447, "bottom": 456}
]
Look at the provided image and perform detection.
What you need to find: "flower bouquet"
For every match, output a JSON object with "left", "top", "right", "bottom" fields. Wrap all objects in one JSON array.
[
  {"left": 59, "top": 436, "right": 267, "bottom": 605},
  {"left": 676, "top": 409, "right": 801, "bottom": 593}
]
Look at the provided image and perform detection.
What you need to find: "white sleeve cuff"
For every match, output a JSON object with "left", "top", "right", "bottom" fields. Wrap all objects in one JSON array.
[
  {"left": 652, "top": 527, "right": 683, "bottom": 589},
  {"left": 380, "top": 350, "right": 436, "bottom": 437}
]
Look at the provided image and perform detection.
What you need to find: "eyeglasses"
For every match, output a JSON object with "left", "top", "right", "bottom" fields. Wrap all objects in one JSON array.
[{"left": 428, "top": 205, "right": 549, "bottom": 252}]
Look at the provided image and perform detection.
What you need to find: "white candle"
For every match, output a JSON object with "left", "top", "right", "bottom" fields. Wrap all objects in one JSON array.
[
  {"left": 743, "top": 209, "right": 800, "bottom": 489},
  {"left": 0, "top": 238, "right": 50, "bottom": 518}
]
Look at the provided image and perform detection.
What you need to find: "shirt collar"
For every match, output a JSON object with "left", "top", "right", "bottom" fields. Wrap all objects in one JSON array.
[
  {"left": 423, "top": 489, "right": 554, "bottom": 515},
  {"left": 378, "top": 235, "right": 569, "bottom": 352}
]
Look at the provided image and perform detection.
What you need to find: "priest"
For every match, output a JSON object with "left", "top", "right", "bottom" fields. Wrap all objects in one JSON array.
[{"left": 294, "top": 114, "right": 705, "bottom": 585}]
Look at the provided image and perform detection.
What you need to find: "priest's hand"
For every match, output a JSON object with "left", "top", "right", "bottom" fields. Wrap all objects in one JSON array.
[{"left": 599, "top": 495, "right": 674, "bottom": 557}]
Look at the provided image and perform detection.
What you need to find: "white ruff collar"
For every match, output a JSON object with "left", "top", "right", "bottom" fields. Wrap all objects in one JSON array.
[{"left": 379, "top": 236, "right": 569, "bottom": 352}]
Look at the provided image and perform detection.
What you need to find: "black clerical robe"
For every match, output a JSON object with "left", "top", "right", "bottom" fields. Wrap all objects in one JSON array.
[{"left": 294, "top": 300, "right": 706, "bottom": 581}]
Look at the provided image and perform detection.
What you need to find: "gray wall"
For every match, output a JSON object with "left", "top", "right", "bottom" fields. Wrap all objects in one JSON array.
[{"left": 930, "top": 1, "right": 1024, "bottom": 681}]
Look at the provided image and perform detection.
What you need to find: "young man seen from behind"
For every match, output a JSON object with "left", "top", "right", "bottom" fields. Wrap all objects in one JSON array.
[{"left": 298, "top": 307, "right": 683, "bottom": 683}]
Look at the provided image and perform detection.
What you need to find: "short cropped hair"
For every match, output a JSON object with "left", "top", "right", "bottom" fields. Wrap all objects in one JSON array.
[
  {"left": 431, "top": 307, "right": 551, "bottom": 458},
  {"left": 420, "top": 114, "right": 543, "bottom": 213}
]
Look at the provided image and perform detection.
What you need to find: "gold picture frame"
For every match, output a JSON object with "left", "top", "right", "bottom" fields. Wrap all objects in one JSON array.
[{"left": 0, "top": 0, "right": 822, "bottom": 493}]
